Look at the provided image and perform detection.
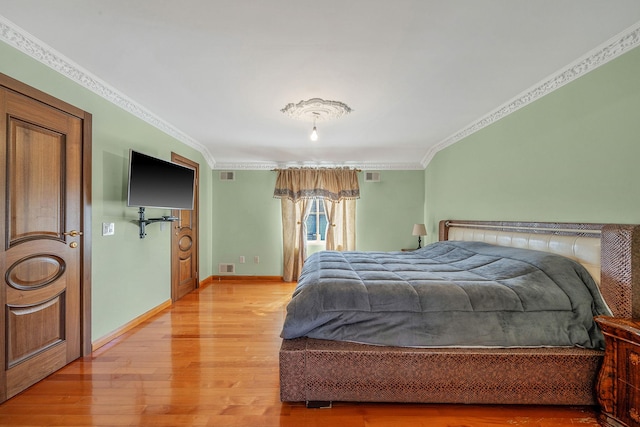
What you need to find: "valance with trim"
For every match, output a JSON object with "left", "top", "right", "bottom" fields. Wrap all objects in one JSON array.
[{"left": 273, "top": 167, "right": 360, "bottom": 202}]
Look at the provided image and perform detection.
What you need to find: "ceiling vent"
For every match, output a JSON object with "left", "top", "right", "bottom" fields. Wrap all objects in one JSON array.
[
  {"left": 218, "top": 263, "right": 235, "bottom": 274},
  {"left": 364, "top": 171, "right": 380, "bottom": 182},
  {"left": 219, "top": 171, "right": 235, "bottom": 181}
]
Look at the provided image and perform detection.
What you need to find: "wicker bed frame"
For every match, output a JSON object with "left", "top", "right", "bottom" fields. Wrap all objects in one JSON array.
[{"left": 279, "top": 220, "right": 640, "bottom": 406}]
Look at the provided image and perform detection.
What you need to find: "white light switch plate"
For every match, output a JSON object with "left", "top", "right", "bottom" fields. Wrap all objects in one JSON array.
[{"left": 102, "top": 222, "right": 115, "bottom": 236}]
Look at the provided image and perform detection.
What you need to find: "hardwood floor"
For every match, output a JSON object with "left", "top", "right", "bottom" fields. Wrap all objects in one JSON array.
[{"left": 0, "top": 281, "right": 600, "bottom": 426}]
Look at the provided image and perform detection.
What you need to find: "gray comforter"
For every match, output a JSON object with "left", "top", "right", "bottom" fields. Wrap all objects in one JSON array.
[{"left": 281, "top": 241, "right": 611, "bottom": 349}]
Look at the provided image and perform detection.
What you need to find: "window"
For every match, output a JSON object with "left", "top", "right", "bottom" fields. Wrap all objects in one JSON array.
[{"left": 306, "top": 198, "right": 327, "bottom": 241}]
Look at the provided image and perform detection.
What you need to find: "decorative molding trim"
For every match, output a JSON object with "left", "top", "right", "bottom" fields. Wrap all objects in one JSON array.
[
  {"left": 212, "top": 162, "right": 277, "bottom": 170},
  {"left": 421, "top": 21, "right": 640, "bottom": 168},
  {"left": 208, "top": 275, "right": 285, "bottom": 282},
  {"left": 3, "top": 14, "right": 638, "bottom": 171},
  {"left": 212, "top": 161, "right": 425, "bottom": 171},
  {"left": 281, "top": 98, "right": 352, "bottom": 122},
  {"left": 91, "top": 299, "right": 172, "bottom": 351},
  {"left": 199, "top": 276, "right": 215, "bottom": 287},
  {"left": 0, "top": 15, "right": 216, "bottom": 169}
]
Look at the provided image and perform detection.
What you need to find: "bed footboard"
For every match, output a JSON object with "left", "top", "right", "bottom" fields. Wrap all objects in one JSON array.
[{"left": 280, "top": 338, "right": 603, "bottom": 405}]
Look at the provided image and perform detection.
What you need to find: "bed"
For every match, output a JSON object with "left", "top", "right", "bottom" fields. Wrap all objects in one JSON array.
[{"left": 279, "top": 220, "right": 640, "bottom": 406}]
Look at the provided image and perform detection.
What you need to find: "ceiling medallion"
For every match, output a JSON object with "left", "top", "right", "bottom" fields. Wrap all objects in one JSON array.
[
  {"left": 281, "top": 98, "right": 352, "bottom": 122},
  {"left": 281, "top": 98, "right": 352, "bottom": 141}
]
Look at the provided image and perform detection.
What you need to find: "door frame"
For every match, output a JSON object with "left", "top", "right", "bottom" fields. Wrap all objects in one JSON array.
[
  {"left": 170, "top": 152, "right": 199, "bottom": 302},
  {"left": 0, "top": 73, "right": 92, "bottom": 356}
]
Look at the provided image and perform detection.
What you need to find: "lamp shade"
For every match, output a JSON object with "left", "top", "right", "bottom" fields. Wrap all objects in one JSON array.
[{"left": 412, "top": 223, "right": 427, "bottom": 236}]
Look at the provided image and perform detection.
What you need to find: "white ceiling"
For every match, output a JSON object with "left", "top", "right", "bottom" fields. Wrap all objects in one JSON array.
[{"left": 1, "top": 1, "right": 640, "bottom": 169}]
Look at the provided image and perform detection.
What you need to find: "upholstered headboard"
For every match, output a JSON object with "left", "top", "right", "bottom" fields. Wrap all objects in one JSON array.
[{"left": 439, "top": 220, "right": 640, "bottom": 319}]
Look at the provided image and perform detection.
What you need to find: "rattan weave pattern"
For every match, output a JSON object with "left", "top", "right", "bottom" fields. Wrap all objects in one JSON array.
[
  {"left": 600, "top": 224, "right": 640, "bottom": 318},
  {"left": 280, "top": 338, "right": 603, "bottom": 404}
]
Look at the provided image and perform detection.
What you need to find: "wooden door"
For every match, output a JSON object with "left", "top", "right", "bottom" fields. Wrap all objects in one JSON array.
[
  {"left": 171, "top": 153, "right": 199, "bottom": 302},
  {"left": 0, "top": 77, "right": 91, "bottom": 402}
]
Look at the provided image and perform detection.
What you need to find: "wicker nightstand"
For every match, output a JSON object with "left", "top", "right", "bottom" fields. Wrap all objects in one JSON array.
[{"left": 595, "top": 316, "right": 640, "bottom": 427}]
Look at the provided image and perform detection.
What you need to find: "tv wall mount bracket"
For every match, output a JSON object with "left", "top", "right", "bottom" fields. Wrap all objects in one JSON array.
[{"left": 136, "top": 207, "right": 178, "bottom": 239}]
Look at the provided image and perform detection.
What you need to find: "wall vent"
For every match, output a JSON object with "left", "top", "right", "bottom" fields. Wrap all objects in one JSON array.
[
  {"left": 364, "top": 171, "right": 381, "bottom": 182},
  {"left": 219, "top": 171, "right": 235, "bottom": 181},
  {"left": 218, "top": 263, "right": 235, "bottom": 274}
]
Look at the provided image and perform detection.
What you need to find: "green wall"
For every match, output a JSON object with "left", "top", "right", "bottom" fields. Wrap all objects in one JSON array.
[
  {"left": 0, "top": 41, "right": 214, "bottom": 342},
  {"left": 357, "top": 170, "right": 426, "bottom": 251},
  {"left": 425, "top": 46, "right": 640, "bottom": 241},
  {"left": 212, "top": 171, "right": 283, "bottom": 276},
  {"left": 211, "top": 170, "right": 426, "bottom": 275}
]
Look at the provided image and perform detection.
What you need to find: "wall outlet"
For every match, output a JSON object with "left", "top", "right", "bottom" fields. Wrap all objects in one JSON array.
[
  {"left": 102, "top": 222, "right": 115, "bottom": 236},
  {"left": 239, "top": 256, "right": 245, "bottom": 263},
  {"left": 254, "top": 256, "right": 260, "bottom": 264}
]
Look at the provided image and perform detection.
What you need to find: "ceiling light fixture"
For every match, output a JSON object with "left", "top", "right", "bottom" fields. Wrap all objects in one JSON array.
[
  {"left": 310, "top": 117, "right": 319, "bottom": 142},
  {"left": 281, "top": 98, "right": 352, "bottom": 142}
]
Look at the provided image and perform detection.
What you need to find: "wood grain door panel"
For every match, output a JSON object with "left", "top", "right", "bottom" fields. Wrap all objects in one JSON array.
[
  {"left": 177, "top": 210, "right": 196, "bottom": 290},
  {"left": 171, "top": 153, "right": 199, "bottom": 302},
  {"left": 1, "top": 88, "right": 83, "bottom": 401}
]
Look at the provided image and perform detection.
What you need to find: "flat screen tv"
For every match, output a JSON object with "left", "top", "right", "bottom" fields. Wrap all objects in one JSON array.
[{"left": 127, "top": 150, "right": 195, "bottom": 210}]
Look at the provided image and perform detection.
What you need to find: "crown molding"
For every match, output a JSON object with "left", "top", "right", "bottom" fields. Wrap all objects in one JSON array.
[
  {"left": 0, "top": 15, "right": 217, "bottom": 169},
  {"left": 3, "top": 14, "right": 638, "bottom": 172},
  {"left": 213, "top": 161, "right": 425, "bottom": 171},
  {"left": 421, "top": 20, "right": 640, "bottom": 168}
]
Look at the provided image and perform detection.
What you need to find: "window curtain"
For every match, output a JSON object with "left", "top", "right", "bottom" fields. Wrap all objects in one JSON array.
[
  {"left": 280, "top": 198, "right": 312, "bottom": 282},
  {"left": 274, "top": 167, "right": 359, "bottom": 282},
  {"left": 273, "top": 167, "right": 360, "bottom": 202},
  {"left": 324, "top": 198, "right": 356, "bottom": 251}
]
